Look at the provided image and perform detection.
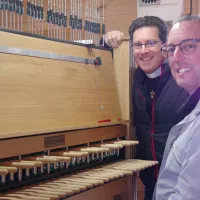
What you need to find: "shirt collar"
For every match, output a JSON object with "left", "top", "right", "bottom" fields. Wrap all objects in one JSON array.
[
  {"left": 145, "top": 60, "right": 167, "bottom": 79},
  {"left": 145, "top": 66, "right": 161, "bottom": 79},
  {"left": 177, "top": 86, "right": 200, "bottom": 125}
]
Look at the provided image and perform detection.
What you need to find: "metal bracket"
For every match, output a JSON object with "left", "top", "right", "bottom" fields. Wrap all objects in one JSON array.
[{"left": 0, "top": 45, "right": 94, "bottom": 64}]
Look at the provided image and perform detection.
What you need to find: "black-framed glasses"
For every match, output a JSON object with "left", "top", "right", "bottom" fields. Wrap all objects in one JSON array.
[
  {"left": 161, "top": 38, "right": 200, "bottom": 58},
  {"left": 131, "top": 40, "right": 161, "bottom": 49}
]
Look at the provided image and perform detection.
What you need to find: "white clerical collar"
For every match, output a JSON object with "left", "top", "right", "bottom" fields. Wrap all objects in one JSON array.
[
  {"left": 145, "top": 60, "right": 167, "bottom": 79},
  {"left": 145, "top": 66, "right": 161, "bottom": 79}
]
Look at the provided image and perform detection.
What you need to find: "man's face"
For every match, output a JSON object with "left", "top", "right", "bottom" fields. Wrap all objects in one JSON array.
[
  {"left": 133, "top": 26, "right": 165, "bottom": 74},
  {"left": 168, "top": 21, "right": 200, "bottom": 94}
]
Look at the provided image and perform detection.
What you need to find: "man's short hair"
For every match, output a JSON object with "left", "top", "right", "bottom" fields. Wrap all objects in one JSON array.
[
  {"left": 129, "top": 16, "right": 168, "bottom": 44},
  {"left": 173, "top": 15, "right": 200, "bottom": 25}
]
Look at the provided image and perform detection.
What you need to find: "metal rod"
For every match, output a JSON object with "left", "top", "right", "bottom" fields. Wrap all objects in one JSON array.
[
  {"left": 35, "top": 0, "right": 37, "bottom": 34},
  {"left": 89, "top": 0, "right": 92, "bottom": 44},
  {"left": 64, "top": 0, "right": 66, "bottom": 40},
  {"left": 78, "top": 0, "right": 80, "bottom": 42},
  {"left": 5, "top": 0, "right": 8, "bottom": 28},
  {"left": 47, "top": 0, "right": 50, "bottom": 37},
  {"left": 38, "top": 0, "right": 40, "bottom": 35},
  {"left": 31, "top": 0, "right": 33, "bottom": 33},
  {"left": 56, "top": 0, "right": 58, "bottom": 38},
  {"left": 72, "top": 0, "right": 74, "bottom": 41},
  {"left": 10, "top": 0, "right": 13, "bottom": 29},
  {"left": 41, "top": 0, "right": 43, "bottom": 35},
  {"left": 80, "top": 0, "right": 83, "bottom": 41},
  {"left": 13, "top": 0, "right": 16, "bottom": 30},
  {"left": 20, "top": 0, "right": 23, "bottom": 31},
  {"left": 50, "top": 0, "right": 52, "bottom": 37},
  {"left": 97, "top": 0, "right": 100, "bottom": 46},
  {"left": 102, "top": 0, "right": 105, "bottom": 46},
  {"left": 70, "top": 0, "right": 72, "bottom": 41},
  {"left": 60, "top": 0, "right": 62, "bottom": 39},
  {"left": 0, "top": 45, "right": 95, "bottom": 64},
  {"left": 1, "top": 0, "right": 4, "bottom": 28},
  {"left": 27, "top": 0, "right": 29, "bottom": 32},
  {"left": 53, "top": 0, "right": 56, "bottom": 38}
]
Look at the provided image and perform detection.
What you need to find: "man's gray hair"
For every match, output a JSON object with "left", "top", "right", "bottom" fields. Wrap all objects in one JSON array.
[{"left": 173, "top": 15, "right": 200, "bottom": 25}]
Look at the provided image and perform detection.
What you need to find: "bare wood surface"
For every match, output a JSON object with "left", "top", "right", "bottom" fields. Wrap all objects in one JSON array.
[
  {"left": 0, "top": 30, "right": 124, "bottom": 139},
  {"left": 0, "top": 125, "right": 127, "bottom": 159}
]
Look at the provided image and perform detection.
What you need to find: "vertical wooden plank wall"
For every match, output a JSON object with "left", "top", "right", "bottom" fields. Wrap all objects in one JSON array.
[
  {"left": 103, "top": 0, "right": 200, "bottom": 38},
  {"left": 184, "top": 0, "right": 200, "bottom": 15},
  {"left": 103, "top": 0, "right": 137, "bottom": 38}
]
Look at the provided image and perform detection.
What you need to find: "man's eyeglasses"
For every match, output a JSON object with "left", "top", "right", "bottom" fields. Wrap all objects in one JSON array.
[
  {"left": 161, "top": 38, "right": 200, "bottom": 58},
  {"left": 131, "top": 40, "right": 161, "bottom": 49}
]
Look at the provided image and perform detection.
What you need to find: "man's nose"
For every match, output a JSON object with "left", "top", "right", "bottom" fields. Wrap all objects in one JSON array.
[
  {"left": 140, "top": 45, "right": 148, "bottom": 53},
  {"left": 173, "top": 46, "right": 185, "bottom": 61}
]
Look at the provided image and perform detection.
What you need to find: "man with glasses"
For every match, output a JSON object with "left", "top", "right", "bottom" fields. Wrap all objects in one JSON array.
[
  {"left": 103, "top": 16, "right": 188, "bottom": 200},
  {"left": 153, "top": 15, "right": 200, "bottom": 200}
]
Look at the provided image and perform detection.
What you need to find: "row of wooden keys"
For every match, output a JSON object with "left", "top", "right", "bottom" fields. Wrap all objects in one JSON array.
[
  {"left": 0, "top": 140, "right": 139, "bottom": 184},
  {"left": 0, "top": 159, "right": 158, "bottom": 200}
]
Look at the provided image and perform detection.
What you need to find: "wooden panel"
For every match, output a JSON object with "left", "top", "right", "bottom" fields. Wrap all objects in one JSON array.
[
  {"left": 137, "top": 177, "right": 145, "bottom": 200},
  {"left": 66, "top": 124, "right": 127, "bottom": 146},
  {"left": 113, "top": 39, "right": 130, "bottom": 121},
  {"left": 184, "top": 0, "right": 199, "bottom": 15},
  {"left": 0, "top": 53, "right": 99, "bottom": 134},
  {"left": 0, "top": 125, "right": 127, "bottom": 159},
  {"left": 103, "top": 0, "right": 137, "bottom": 38},
  {"left": 0, "top": 31, "right": 123, "bottom": 138},
  {"left": 90, "top": 48, "right": 122, "bottom": 121},
  {"left": 113, "top": 39, "right": 135, "bottom": 159},
  {"left": 0, "top": 31, "right": 91, "bottom": 57}
]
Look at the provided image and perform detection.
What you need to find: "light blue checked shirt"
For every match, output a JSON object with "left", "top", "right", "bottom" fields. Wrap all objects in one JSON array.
[{"left": 153, "top": 100, "right": 200, "bottom": 200}]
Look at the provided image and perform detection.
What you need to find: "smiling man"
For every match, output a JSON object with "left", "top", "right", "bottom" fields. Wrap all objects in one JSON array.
[
  {"left": 103, "top": 16, "right": 189, "bottom": 200},
  {"left": 153, "top": 15, "right": 200, "bottom": 200}
]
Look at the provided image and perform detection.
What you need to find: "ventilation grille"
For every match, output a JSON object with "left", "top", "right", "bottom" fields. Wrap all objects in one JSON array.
[{"left": 139, "top": 0, "right": 160, "bottom": 6}]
